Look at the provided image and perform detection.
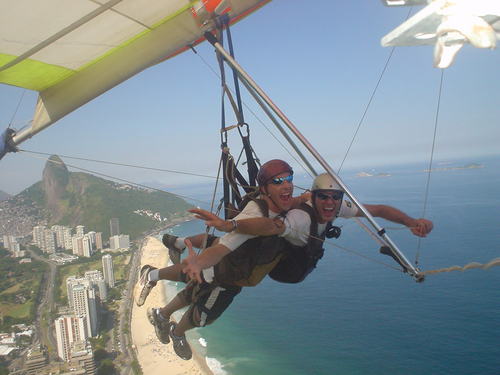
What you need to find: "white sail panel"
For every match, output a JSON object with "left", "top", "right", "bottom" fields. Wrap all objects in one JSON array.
[{"left": 0, "top": 0, "right": 271, "bottom": 145}]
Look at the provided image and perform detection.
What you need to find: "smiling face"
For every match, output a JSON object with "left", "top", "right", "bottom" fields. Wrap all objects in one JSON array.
[
  {"left": 261, "top": 172, "right": 294, "bottom": 213},
  {"left": 313, "top": 190, "right": 344, "bottom": 223}
]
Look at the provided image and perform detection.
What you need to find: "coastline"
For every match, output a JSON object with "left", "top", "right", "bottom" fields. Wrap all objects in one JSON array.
[{"left": 131, "top": 235, "right": 213, "bottom": 375}]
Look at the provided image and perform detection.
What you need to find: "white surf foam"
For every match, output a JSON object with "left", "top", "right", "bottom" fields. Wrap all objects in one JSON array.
[{"left": 206, "top": 357, "right": 228, "bottom": 375}]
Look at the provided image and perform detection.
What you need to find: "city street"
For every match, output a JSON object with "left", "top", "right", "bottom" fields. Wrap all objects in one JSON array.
[
  {"left": 116, "top": 238, "right": 143, "bottom": 375},
  {"left": 29, "top": 250, "right": 57, "bottom": 359}
]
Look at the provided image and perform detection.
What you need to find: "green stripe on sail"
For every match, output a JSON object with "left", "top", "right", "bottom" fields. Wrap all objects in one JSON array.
[
  {"left": 0, "top": 2, "right": 195, "bottom": 91},
  {"left": 77, "top": 1, "right": 196, "bottom": 72},
  {"left": 0, "top": 54, "right": 75, "bottom": 91}
]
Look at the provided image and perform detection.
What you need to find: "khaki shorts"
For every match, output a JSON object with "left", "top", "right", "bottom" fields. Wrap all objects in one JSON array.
[{"left": 179, "top": 280, "right": 241, "bottom": 327}]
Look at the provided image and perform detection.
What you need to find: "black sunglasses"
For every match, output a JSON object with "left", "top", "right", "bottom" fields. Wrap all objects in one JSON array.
[
  {"left": 316, "top": 191, "right": 343, "bottom": 201},
  {"left": 270, "top": 175, "right": 294, "bottom": 185}
]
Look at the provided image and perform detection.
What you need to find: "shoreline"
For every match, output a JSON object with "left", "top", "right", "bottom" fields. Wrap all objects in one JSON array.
[{"left": 130, "top": 235, "right": 213, "bottom": 375}]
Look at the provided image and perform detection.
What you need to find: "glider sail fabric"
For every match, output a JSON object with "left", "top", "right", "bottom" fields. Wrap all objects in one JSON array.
[
  {"left": 0, "top": 0, "right": 270, "bottom": 145},
  {"left": 381, "top": 0, "right": 500, "bottom": 68}
]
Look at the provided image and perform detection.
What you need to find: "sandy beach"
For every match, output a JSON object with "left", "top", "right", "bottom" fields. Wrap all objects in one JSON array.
[{"left": 131, "top": 236, "right": 213, "bottom": 375}]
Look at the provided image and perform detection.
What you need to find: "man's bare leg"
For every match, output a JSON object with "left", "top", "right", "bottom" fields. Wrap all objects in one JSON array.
[{"left": 178, "top": 233, "right": 219, "bottom": 249}]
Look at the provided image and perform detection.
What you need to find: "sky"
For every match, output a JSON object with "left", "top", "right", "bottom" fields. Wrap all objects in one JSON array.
[{"left": 1, "top": 1, "right": 499, "bottom": 195}]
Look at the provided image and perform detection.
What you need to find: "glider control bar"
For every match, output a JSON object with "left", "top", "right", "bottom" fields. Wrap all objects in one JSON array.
[{"left": 204, "top": 31, "right": 424, "bottom": 282}]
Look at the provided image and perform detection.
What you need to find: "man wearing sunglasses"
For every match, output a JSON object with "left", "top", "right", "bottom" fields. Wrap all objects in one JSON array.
[
  {"left": 189, "top": 172, "right": 433, "bottom": 284},
  {"left": 133, "top": 159, "right": 310, "bottom": 360}
]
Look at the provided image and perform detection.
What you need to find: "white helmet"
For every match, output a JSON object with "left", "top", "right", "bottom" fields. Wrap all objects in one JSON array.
[{"left": 311, "top": 173, "right": 342, "bottom": 192}]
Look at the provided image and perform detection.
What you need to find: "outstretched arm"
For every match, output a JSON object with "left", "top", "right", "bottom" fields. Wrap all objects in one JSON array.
[
  {"left": 189, "top": 208, "right": 285, "bottom": 236},
  {"left": 361, "top": 204, "right": 433, "bottom": 237},
  {"left": 181, "top": 239, "right": 231, "bottom": 283}
]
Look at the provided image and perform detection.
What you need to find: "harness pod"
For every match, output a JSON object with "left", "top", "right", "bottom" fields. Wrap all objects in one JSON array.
[
  {"left": 214, "top": 197, "right": 288, "bottom": 287},
  {"left": 269, "top": 203, "right": 335, "bottom": 284}
]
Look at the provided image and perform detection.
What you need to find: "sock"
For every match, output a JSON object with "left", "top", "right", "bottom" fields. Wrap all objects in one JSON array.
[
  {"left": 174, "top": 237, "right": 187, "bottom": 251},
  {"left": 148, "top": 269, "right": 159, "bottom": 282}
]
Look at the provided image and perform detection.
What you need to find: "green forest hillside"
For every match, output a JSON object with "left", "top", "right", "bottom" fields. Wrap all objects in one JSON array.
[{"left": 17, "top": 155, "right": 191, "bottom": 239}]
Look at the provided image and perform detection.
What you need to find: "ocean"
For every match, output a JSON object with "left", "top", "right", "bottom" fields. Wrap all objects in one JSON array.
[{"left": 162, "top": 156, "right": 500, "bottom": 375}]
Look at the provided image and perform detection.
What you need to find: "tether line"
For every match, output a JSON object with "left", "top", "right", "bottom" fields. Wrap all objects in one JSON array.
[{"left": 415, "top": 69, "right": 444, "bottom": 266}]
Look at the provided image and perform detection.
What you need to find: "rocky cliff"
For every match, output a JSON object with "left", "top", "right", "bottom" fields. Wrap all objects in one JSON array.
[{"left": 2, "top": 155, "right": 192, "bottom": 239}]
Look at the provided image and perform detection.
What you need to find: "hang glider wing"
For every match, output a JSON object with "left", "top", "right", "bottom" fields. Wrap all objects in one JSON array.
[
  {"left": 381, "top": 0, "right": 500, "bottom": 68},
  {"left": 0, "top": 0, "right": 270, "bottom": 149}
]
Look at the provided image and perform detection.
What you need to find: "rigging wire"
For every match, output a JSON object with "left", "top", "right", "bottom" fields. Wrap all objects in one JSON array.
[
  {"left": 22, "top": 150, "right": 399, "bottom": 270},
  {"left": 190, "top": 45, "right": 314, "bottom": 179},
  {"left": 18, "top": 149, "right": 220, "bottom": 179},
  {"left": 21, "top": 151, "right": 209, "bottom": 205},
  {"left": 337, "top": 7, "right": 413, "bottom": 174},
  {"left": 337, "top": 46, "right": 396, "bottom": 174},
  {"left": 22, "top": 150, "right": 499, "bottom": 276},
  {"left": 415, "top": 69, "right": 444, "bottom": 266},
  {"left": 201, "top": 155, "right": 224, "bottom": 253},
  {"left": 7, "top": 90, "right": 26, "bottom": 129}
]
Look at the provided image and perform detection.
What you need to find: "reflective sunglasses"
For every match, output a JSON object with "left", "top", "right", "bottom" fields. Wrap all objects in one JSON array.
[
  {"left": 316, "top": 190, "right": 343, "bottom": 201},
  {"left": 270, "top": 175, "right": 294, "bottom": 185}
]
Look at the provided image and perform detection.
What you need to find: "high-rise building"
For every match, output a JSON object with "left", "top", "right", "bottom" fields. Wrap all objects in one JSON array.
[
  {"left": 109, "top": 234, "right": 130, "bottom": 250},
  {"left": 76, "top": 225, "right": 85, "bottom": 237},
  {"left": 66, "top": 276, "right": 78, "bottom": 308},
  {"left": 84, "top": 270, "right": 107, "bottom": 301},
  {"left": 43, "top": 228, "right": 56, "bottom": 253},
  {"left": 94, "top": 232, "right": 103, "bottom": 251},
  {"left": 72, "top": 236, "right": 84, "bottom": 256},
  {"left": 63, "top": 227, "right": 73, "bottom": 250},
  {"left": 70, "top": 282, "right": 98, "bottom": 337},
  {"left": 102, "top": 254, "right": 115, "bottom": 288},
  {"left": 2, "top": 235, "right": 10, "bottom": 250},
  {"left": 55, "top": 315, "right": 88, "bottom": 361},
  {"left": 32, "top": 225, "right": 46, "bottom": 249},
  {"left": 69, "top": 342, "right": 96, "bottom": 375},
  {"left": 82, "top": 235, "right": 93, "bottom": 257},
  {"left": 109, "top": 218, "right": 120, "bottom": 237},
  {"left": 2, "top": 234, "right": 20, "bottom": 253},
  {"left": 52, "top": 225, "right": 66, "bottom": 249},
  {"left": 95, "top": 279, "right": 107, "bottom": 301},
  {"left": 87, "top": 231, "right": 96, "bottom": 248}
]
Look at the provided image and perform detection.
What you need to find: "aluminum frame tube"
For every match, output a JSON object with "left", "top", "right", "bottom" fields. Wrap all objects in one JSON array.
[
  {"left": 239, "top": 79, "right": 318, "bottom": 177},
  {"left": 205, "top": 32, "right": 422, "bottom": 280}
]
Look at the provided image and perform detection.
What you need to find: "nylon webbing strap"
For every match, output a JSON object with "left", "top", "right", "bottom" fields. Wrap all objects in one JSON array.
[
  {"left": 214, "top": 15, "right": 259, "bottom": 218},
  {"left": 220, "top": 16, "right": 258, "bottom": 188}
]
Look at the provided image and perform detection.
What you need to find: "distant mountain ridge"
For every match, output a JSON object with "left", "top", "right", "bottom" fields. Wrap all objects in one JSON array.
[
  {"left": 0, "top": 190, "right": 10, "bottom": 201},
  {"left": 10, "top": 155, "right": 192, "bottom": 239}
]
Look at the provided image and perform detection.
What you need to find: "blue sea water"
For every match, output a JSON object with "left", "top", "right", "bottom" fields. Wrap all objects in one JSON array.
[{"left": 165, "top": 156, "right": 500, "bottom": 375}]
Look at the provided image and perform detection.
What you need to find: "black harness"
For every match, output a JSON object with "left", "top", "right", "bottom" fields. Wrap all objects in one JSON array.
[{"left": 269, "top": 203, "right": 340, "bottom": 284}]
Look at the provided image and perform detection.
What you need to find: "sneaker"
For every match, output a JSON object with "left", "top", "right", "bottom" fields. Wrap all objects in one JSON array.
[
  {"left": 148, "top": 308, "right": 170, "bottom": 344},
  {"left": 135, "top": 264, "right": 157, "bottom": 306},
  {"left": 162, "top": 234, "right": 184, "bottom": 265},
  {"left": 168, "top": 322, "right": 192, "bottom": 360}
]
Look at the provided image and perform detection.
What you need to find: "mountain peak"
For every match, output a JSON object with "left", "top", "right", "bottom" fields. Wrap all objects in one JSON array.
[{"left": 42, "top": 155, "right": 69, "bottom": 221}]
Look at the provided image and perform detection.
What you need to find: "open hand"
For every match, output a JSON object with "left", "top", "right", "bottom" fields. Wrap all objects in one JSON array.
[
  {"left": 189, "top": 208, "right": 232, "bottom": 232},
  {"left": 181, "top": 239, "right": 203, "bottom": 283}
]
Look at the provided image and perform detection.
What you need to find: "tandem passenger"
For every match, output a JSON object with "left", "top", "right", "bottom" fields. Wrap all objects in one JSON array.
[{"left": 135, "top": 160, "right": 305, "bottom": 360}]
